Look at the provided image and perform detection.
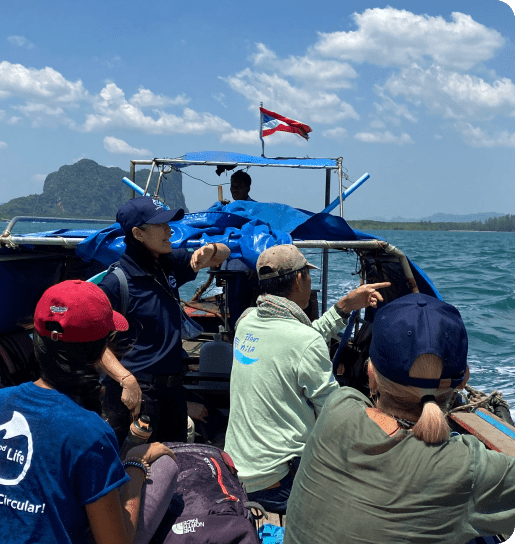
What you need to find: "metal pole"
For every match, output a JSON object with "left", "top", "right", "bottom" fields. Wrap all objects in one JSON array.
[
  {"left": 338, "top": 158, "right": 343, "bottom": 218},
  {"left": 322, "top": 169, "right": 331, "bottom": 313},
  {"left": 130, "top": 161, "right": 136, "bottom": 199},
  {"left": 259, "top": 102, "right": 265, "bottom": 157}
]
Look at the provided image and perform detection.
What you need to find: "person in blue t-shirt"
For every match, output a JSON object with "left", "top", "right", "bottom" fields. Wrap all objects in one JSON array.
[
  {"left": 98, "top": 196, "right": 230, "bottom": 446},
  {"left": 0, "top": 280, "right": 175, "bottom": 544}
]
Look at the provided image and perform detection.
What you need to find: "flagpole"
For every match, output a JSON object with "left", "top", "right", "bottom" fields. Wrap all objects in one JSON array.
[{"left": 259, "top": 102, "right": 265, "bottom": 157}]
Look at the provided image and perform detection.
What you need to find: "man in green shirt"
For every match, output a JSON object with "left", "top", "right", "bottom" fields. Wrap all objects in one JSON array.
[{"left": 224, "top": 244, "right": 389, "bottom": 514}]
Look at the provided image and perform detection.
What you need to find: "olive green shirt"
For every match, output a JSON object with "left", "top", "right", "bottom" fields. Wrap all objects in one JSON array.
[{"left": 285, "top": 388, "right": 515, "bottom": 544}]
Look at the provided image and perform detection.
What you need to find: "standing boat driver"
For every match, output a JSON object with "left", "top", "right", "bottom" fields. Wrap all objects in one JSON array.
[
  {"left": 98, "top": 196, "right": 230, "bottom": 445},
  {"left": 224, "top": 244, "right": 390, "bottom": 514}
]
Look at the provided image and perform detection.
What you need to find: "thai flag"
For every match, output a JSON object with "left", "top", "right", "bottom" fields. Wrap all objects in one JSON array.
[{"left": 260, "top": 107, "right": 312, "bottom": 140}]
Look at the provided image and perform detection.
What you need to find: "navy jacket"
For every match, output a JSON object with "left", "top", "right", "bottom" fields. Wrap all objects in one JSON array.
[{"left": 99, "top": 243, "right": 197, "bottom": 375}]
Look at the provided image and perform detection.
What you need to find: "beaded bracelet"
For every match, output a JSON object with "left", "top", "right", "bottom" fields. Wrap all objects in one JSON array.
[{"left": 123, "top": 457, "right": 150, "bottom": 478}]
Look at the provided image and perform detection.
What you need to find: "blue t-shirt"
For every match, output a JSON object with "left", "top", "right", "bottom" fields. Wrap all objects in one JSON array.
[
  {"left": 0, "top": 382, "right": 130, "bottom": 544},
  {"left": 99, "top": 247, "right": 197, "bottom": 375}
]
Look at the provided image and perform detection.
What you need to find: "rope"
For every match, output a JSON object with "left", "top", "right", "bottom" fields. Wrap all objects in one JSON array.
[
  {"left": 190, "top": 273, "right": 215, "bottom": 302},
  {"left": 448, "top": 385, "right": 510, "bottom": 415},
  {"left": 181, "top": 299, "right": 224, "bottom": 322}
]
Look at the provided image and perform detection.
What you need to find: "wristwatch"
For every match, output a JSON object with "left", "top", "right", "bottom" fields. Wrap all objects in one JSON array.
[{"left": 333, "top": 304, "right": 351, "bottom": 321}]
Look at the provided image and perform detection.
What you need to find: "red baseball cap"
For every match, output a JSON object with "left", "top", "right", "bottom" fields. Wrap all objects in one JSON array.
[{"left": 34, "top": 280, "right": 129, "bottom": 342}]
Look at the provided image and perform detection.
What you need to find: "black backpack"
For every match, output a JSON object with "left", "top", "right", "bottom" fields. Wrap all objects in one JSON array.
[{"left": 151, "top": 443, "right": 261, "bottom": 544}]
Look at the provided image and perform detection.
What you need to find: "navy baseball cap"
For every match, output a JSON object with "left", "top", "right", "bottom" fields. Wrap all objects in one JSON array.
[
  {"left": 369, "top": 293, "right": 468, "bottom": 389},
  {"left": 116, "top": 196, "right": 184, "bottom": 234}
]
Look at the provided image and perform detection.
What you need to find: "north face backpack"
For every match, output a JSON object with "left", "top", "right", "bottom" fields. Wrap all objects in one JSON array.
[{"left": 151, "top": 443, "right": 261, "bottom": 544}]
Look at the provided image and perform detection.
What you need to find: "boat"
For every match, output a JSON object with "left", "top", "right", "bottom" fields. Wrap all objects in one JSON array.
[{"left": 0, "top": 151, "right": 514, "bottom": 541}]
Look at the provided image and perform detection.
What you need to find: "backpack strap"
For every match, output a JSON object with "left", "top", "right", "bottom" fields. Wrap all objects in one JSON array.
[{"left": 107, "top": 262, "right": 129, "bottom": 316}]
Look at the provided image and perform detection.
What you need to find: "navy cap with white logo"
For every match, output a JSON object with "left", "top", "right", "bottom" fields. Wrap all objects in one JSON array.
[{"left": 116, "top": 196, "right": 184, "bottom": 234}]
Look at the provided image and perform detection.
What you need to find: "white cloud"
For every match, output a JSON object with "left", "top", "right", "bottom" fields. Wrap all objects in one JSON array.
[
  {"left": 223, "top": 68, "right": 359, "bottom": 124},
  {"left": 103, "top": 136, "right": 152, "bottom": 156},
  {"left": 32, "top": 174, "right": 46, "bottom": 182},
  {"left": 383, "top": 65, "right": 515, "bottom": 120},
  {"left": 315, "top": 8, "right": 504, "bottom": 70},
  {"left": 129, "top": 88, "right": 189, "bottom": 108},
  {"left": 220, "top": 129, "right": 260, "bottom": 145},
  {"left": 373, "top": 94, "right": 418, "bottom": 123},
  {"left": 251, "top": 43, "right": 357, "bottom": 89},
  {"left": 354, "top": 131, "right": 414, "bottom": 145},
  {"left": 7, "top": 35, "right": 34, "bottom": 49},
  {"left": 456, "top": 122, "right": 515, "bottom": 147},
  {"left": 434, "top": 134, "right": 443, "bottom": 140},
  {"left": 12, "top": 102, "right": 74, "bottom": 128},
  {"left": 7, "top": 116, "right": 22, "bottom": 125},
  {"left": 104, "top": 56, "right": 121, "bottom": 69},
  {"left": 84, "top": 83, "right": 232, "bottom": 135},
  {"left": 0, "top": 61, "right": 88, "bottom": 104},
  {"left": 0, "top": 141, "right": 7, "bottom": 149},
  {"left": 213, "top": 93, "right": 227, "bottom": 107},
  {"left": 322, "top": 127, "right": 348, "bottom": 139},
  {"left": 369, "top": 119, "right": 386, "bottom": 129}
]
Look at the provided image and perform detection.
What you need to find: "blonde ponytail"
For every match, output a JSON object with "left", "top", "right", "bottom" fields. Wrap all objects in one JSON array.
[
  {"left": 368, "top": 354, "right": 468, "bottom": 445},
  {"left": 411, "top": 399, "right": 450, "bottom": 444}
]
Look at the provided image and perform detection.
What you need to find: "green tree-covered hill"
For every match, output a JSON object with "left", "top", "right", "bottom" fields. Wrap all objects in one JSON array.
[
  {"left": 0, "top": 159, "right": 187, "bottom": 220},
  {"left": 349, "top": 215, "right": 515, "bottom": 232}
]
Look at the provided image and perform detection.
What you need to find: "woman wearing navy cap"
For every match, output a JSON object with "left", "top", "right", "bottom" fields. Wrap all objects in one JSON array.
[
  {"left": 285, "top": 293, "right": 515, "bottom": 544},
  {"left": 0, "top": 280, "right": 175, "bottom": 544},
  {"left": 98, "top": 196, "right": 230, "bottom": 446}
]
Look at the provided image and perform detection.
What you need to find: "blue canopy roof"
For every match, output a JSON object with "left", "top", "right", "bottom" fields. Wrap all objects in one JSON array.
[{"left": 172, "top": 151, "right": 338, "bottom": 169}]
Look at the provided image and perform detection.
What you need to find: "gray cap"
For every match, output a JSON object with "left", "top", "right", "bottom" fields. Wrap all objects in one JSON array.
[{"left": 257, "top": 244, "right": 319, "bottom": 281}]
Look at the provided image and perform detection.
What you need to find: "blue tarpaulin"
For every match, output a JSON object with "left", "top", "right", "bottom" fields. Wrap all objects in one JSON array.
[{"left": 76, "top": 201, "right": 358, "bottom": 269}]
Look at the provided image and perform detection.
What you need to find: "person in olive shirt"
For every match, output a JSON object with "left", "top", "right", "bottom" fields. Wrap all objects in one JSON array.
[{"left": 285, "top": 294, "right": 515, "bottom": 544}]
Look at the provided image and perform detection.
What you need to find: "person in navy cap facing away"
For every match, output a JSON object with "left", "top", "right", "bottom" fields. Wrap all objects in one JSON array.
[
  {"left": 98, "top": 196, "right": 230, "bottom": 445},
  {"left": 0, "top": 280, "right": 175, "bottom": 544},
  {"left": 285, "top": 293, "right": 515, "bottom": 544}
]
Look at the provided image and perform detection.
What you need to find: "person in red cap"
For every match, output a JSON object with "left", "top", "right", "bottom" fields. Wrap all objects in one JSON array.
[
  {"left": 97, "top": 196, "right": 230, "bottom": 446},
  {"left": 285, "top": 293, "right": 515, "bottom": 544},
  {"left": 0, "top": 280, "right": 176, "bottom": 544}
]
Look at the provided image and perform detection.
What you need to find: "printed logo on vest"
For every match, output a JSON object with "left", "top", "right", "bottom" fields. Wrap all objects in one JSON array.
[
  {"left": 168, "top": 275, "right": 177, "bottom": 289},
  {"left": 0, "top": 412, "right": 33, "bottom": 486},
  {"left": 172, "top": 518, "right": 205, "bottom": 534}
]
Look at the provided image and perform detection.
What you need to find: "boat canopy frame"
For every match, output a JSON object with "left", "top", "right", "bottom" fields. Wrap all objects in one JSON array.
[
  {"left": 130, "top": 154, "right": 375, "bottom": 313},
  {"left": 129, "top": 154, "right": 344, "bottom": 217}
]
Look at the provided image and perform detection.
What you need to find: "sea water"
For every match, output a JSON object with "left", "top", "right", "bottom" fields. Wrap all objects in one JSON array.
[
  {"left": 188, "top": 230, "right": 515, "bottom": 413},
  {"left": 2, "top": 222, "right": 514, "bottom": 411}
]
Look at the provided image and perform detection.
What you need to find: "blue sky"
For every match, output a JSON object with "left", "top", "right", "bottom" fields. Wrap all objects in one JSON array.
[{"left": 1, "top": 0, "right": 514, "bottom": 219}]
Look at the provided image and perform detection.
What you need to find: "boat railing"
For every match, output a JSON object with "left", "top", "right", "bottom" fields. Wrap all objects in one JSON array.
[
  {"left": 0, "top": 216, "right": 114, "bottom": 250},
  {"left": 0, "top": 229, "right": 419, "bottom": 307},
  {"left": 2, "top": 216, "right": 113, "bottom": 235}
]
